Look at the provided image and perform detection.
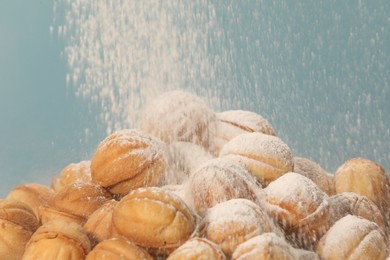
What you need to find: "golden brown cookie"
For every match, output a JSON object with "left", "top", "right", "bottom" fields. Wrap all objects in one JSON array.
[
  {"left": 6, "top": 183, "right": 55, "bottom": 220},
  {"left": 86, "top": 238, "right": 153, "bottom": 260},
  {"left": 167, "top": 237, "right": 226, "bottom": 260},
  {"left": 334, "top": 157, "right": 390, "bottom": 231},
  {"left": 22, "top": 219, "right": 91, "bottom": 260},
  {"left": 112, "top": 187, "right": 197, "bottom": 255},
  {"left": 91, "top": 129, "right": 168, "bottom": 196},
  {"left": 52, "top": 160, "right": 92, "bottom": 192},
  {"left": 83, "top": 199, "right": 118, "bottom": 246},
  {"left": 0, "top": 199, "right": 39, "bottom": 260},
  {"left": 231, "top": 232, "right": 319, "bottom": 260},
  {"left": 39, "top": 182, "right": 112, "bottom": 225}
]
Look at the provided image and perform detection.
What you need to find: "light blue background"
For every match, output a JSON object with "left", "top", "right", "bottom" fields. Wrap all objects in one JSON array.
[
  {"left": 0, "top": 1, "right": 90, "bottom": 195},
  {"left": 0, "top": 1, "right": 389, "bottom": 197}
]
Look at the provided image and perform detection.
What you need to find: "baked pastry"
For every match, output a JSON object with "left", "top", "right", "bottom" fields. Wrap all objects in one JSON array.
[
  {"left": 293, "top": 157, "right": 335, "bottom": 195},
  {"left": 6, "top": 182, "right": 55, "bottom": 220},
  {"left": 138, "top": 90, "right": 216, "bottom": 149},
  {"left": 316, "top": 215, "right": 389, "bottom": 260},
  {"left": 112, "top": 187, "right": 197, "bottom": 255},
  {"left": 165, "top": 141, "right": 215, "bottom": 184},
  {"left": 39, "top": 182, "right": 112, "bottom": 225},
  {"left": 264, "top": 172, "right": 330, "bottom": 250},
  {"left": 334, "top": 157, "right": 390, "bottom": 230},
  {"left": 187, "top": 157, "right": 262, "bottom": 216},
  {"left": 167, "top": 237, "right": 226, "bottom": 260},
  {"left": 210, "top": 109, "right": 276, "bottom": 155},
  {"left": 22, "top": 219, "right": 91, "bottom": 260},
  {"left": 199, "top": 198, "right": 280, "bottom": 257},
  {"left": 52, "top": 160, "right": 92, "bottom": 192},
  {"left": 231, "top": 232, "right": 319, "bottom": 260},
  {"left": 91, "top": 129, "right": 168, "bottom": 196},
  {"left": 328, "top": 192, "right": 386, "bottom": 232},
  {"left": 0, "top": 199, "right": 39, "bottom": 260},
  {"left": 83, "top": 199, "right": 118, "bottom": 246},
  {"left": 219, "top": 132, "right": 293, "bottom": 186},
  {"left": 86, "top": 238, "right": 153, "bottom": 260}
]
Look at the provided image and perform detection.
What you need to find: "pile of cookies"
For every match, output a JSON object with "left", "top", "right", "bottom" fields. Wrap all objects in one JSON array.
[{"left": 1, "top": 90, "right": 389, "bottom": 259}]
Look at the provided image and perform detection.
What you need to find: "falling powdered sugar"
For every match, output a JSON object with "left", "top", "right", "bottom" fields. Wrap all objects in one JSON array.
[
  {"left": 53, "top": 0, "right": 229, "bottom": 135},
  {"left": 165, "top": 141, "right": 215, "bottom": 185},
  {"left": 138, "top": 90, "right": 216, "bottom": 147}
]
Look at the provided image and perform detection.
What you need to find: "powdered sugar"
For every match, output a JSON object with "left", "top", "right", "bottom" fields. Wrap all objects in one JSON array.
[
  {"left": 138, "top": 90, "right": 216, "bottom": 148},
  {"left": 54, "top": 1, "right": 228, "bottom": 134},
  {"left": 164, "top": 141, "right": 215, "bottom": 185}
]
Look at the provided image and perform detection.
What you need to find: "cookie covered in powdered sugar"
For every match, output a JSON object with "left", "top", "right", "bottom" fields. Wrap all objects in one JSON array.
[
  {"left": 199, "top": 198, "right": 281, "bottom": 257},
  {"left": 209, "top": 109, "right": 276, "bottom": 156},
  {"left": 334, "top": 157, "right": 390, "bottom": 232},
  {"left": 328, "top": 192, "right": 386, "bottom": 232},
  {"left": 39, "top": 182, "right": 112, "bottom": 225},
  {"left": 219, "top": 132, "right": 293, "bottom": 186},
  {"left": 264, "top": 172, "right": 330, "bottom": 250},
  {"left": 138, "top": 90, "right": 216, "bottom": 149},
  {"left": 316, "top": 215, "right": 389, "bottom": 260},
  {"left": 186, "top": 157, "right": 263, "bottom": 216}
]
